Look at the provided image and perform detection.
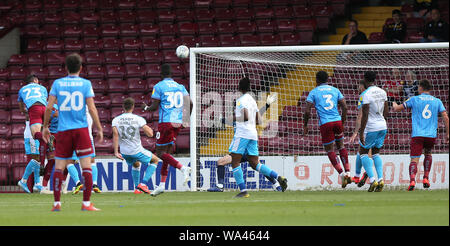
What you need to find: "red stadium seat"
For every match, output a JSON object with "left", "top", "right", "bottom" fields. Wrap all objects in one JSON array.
[
  {"left": 107, "top": 78, "right": 128, "bottom": 93},
  {"left": 0, "top": 68, "right": 9, "bottom": 81},
  {"left": 217, "top": 21, "right": 237, "bottom": 34},
  {"left": 64, "top": 39, "right": 84, "bottom": 51},
  {"left": 160, "top": 37, "right": 182, "bottom": 50},
  {"left": 9, "top": 80, "right": 27, "bottom": 94},
  {"left": 127, "top": 78, "right": 147, "bottom": 93},
  {"left": 195, "top": 9, "right": 215, "bottom": 22},
  {"left": 100, "top": 10, "right": 117, "bottom": 23},
  {"left": 142, "top": 37, "right": 160, "bottom": 50},
  {"left": 94, "top": 95, "right": 111, "bottom": 107},
  {"left": 43, "top": 12, "right": 62, "bottom": 24},
  {"left": 276, "top": 20, "right": 297, "bottom": 33},
  {"left": 84, "top": 52, "right": 105, "bottom": 65},
  {"left": 200, "top": 35, "right": 220, "bottom": 47},
  {"left": 158, "top": 10, "right": 177, "bottom": 23},
  {"left": 143, "top": 50, "right": 163, "bottom": 64},
  {"left": 0, "top": 81, "right": 9, "bottom": 95},
  {"left": 274, "top": 6, "right": 294, "bottom": 20},
  {"left": 104, "top": 52, "right": 123, "bottom": 65},
  {"left": 101, "top": 24, "right": 120, "bottom": 37},
  {"left": 139, "top": 23, "right": 160, "bottom": 37},
  {"left": 129, "top": 93, "right": 148, "bottom": 105},
  {"left": 44, "top": 39, "right": 64, "bottom": 52},
  {"left": 63, "top": 25, "right": 82, "bottom": 38},
  {"left": 82, "top": 25, "right": 101, "bottom": 38},
  {"left": 0, "top": 124, "right": 11, "bottom": 138},
  {"left": 86, "top": 65, "right": 106, "bottom": 79},
  {"left": 81, "top": 12, "right": 100, "bottom": 24},
  {"left": 176, "top": 134, "right": 190, "bottom": 153},
  {"left": 96, "top": 108, "right": 111, "bottom": 122},
  {"left": 94, "top": 138, "right": 113, "bottom": 153},
  {"left": 198, "top": 22, "right": 218, "bottom": 35},
  {"left": 176, "top": 9, "right": 195, "bottom": 23},
  {"left": 297, "top": 19, "right": 317, "bottom": 32},
  {"left": 120, "top": 23, "right": 139, "bottom": 37},
  {"left": 111, "top": 107, "right": 126, "bottom": 118},
  {"left": 219, "top": 35, "right": 241, "bottom": 46},
  {"left": 43, "top": 24, "right": 62, "bottom": 38},
  {"left": 0, "top": 110, "right": 11, "bottom": 124},
  {"left": 11, "top": 138, "right": 24, "bottom": 153},
  {"left": 369, "top": 32, "right": 385, "bottom": 44},
  {"left": 8, "top": 54, "right": 27, "bottom": 67},
  {"left": 137, "top": 10, "right": 157, "bottom": 23},
  {"left": 9, "top": 67, "right": 28, "bottom": 80},
  {"left": 239, "top": 34, "right": 261, "bottom": 46},
  {"left": 237, "top": 21, "right": 257, "bottom": 34},
  {"left": 0, "top": 96, "right": 10, "bottom": 110},
  {"left": 11, "top": 124, "right": 26, "bottom": 138},
  {"left": 125, "top": 64, "right": 145, "bottom": 78},
  {"left": 26, "top": 39, "right": 44, "bottom": 52},
  {"left": 102, "top": 38, "right": 123, "bottom": 51},
  {"left": 280, "top": 33, "right": 300, "bottom": 46},
  {"left": 260, "top": 34, "right": 281, "bottom": 46},
  {"left": 294, "top": 6, "right": 313, "bottom": 19},
  {"left": 254, "top": 7, "right": 273, "bottom": 20},
  {"left": 9, "top": 95, "right": 19, "bottom": 109},
  {"left": 10, "top": 110, "right": 26, "bottom": 123},
  {"left": 118, "top": 11, "right": 137, "bottom": 23},
  {"left": 256, "top": 20, "right": 275, "bottom": 33},
  {"left": 179, "top": 22, "right": 199, "bottom": 36},
  {"left": 122, "top": 38, "right": 142, "bottom": 50},
  {"left": 162, "top": 50, "right": 180, "bottom": 63},
  {"left": 123, "top": 51, "right": 143, "bottom": 64},
  {"left": 45, "top": 53, "right": 65, "bottom": 65},
  {"left": 146, "top": 79, "right": 159, "bottom": 92},
  {"left": 141, "top": 137, "right": 156, "bottom": 152},
  {"left": 106, "top": 65, "right": 126, "bottom": 79},
  {"left": 406, "top": 17, "right": 425, "bottom": 32},
  {"left": 215, "top": 8, "right": 233, "bottom": 21}
]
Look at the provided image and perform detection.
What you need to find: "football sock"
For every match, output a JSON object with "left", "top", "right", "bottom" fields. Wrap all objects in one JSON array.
[
  {"left": 33, "top": 162, "right": 41, "bottom": 185},
  {"left": 372, "top": 154, "right": 383, "bottom": 181},
  {"left": 43, "top": 159, "right": 55, "bottom": 187},
  {"left": 82, "top": 168, "right": 93, "bottom": 203},
  {"left": 63, "top": 168, "right": 68, "bottom": 180},
  {"left": 423, "top": 154, "right": 432, "bottom": 179},
  {"left": 232, "top": 166, "right": 246, "bottom": 191},
  {"left": 160, "top": 162, "right": 169, "bottom": 183},
  {"left": 161, "top": 153, "right": 183, "bottom": 169},
  {"left": 22, "top": 159, "right": 40, "bottom": 182},
  {"left": 256, "top": 163, "right": 278, "bottom": 180},
  {"left": 327, "top": 151, "right": 343, "bottom": 174},
  {"left": 409, "top": 161, "right": 418, "bottom": 182},
  {"left": 217, "top": 165, "right": 225, "bottom": 185},
  {"left": 91, "top": 163, "right": 98, "bottom": 185},
  {"left": 53, "top": 169, "right": 64, "bottom": 202},
  {"left": 131, "top": 166, "right": 141, "bottom": 189},
  {"left": 355, "top": 153, "right": 362, "bottom": 177},
  {"left": 361, "top": 154, "right": 375, "bottom": 179},
  {"left": 67, "top": 164, "right": 80, "bottom": 184},
  {"left": 142, "top": 163, "right": 157, "bottom": 183},
  {"left": 338, "top": 147, "right": 350, "bottom": 172}
]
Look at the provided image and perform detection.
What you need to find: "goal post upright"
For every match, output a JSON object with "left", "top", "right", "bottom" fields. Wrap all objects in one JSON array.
[{"left": 189, "top": 49, "right": 197, "bottom": 192}]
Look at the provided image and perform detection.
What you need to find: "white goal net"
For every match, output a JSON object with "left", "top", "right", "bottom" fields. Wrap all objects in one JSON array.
[{"left": 189, "top": 43, "right": 449, "bottom": 191}]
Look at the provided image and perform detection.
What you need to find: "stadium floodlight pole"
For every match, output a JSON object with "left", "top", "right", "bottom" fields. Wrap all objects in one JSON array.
[{"left": 189, "top": 42, "right": 449, "bottom": 191}]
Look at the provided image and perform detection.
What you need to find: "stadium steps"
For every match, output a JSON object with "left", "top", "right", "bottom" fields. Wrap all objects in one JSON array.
[
  {"left": 321, "top": 6, "right": 400, "bottom": 45},
  {"left": 199, "top": 65, "right": 333, "bottom": 156}
]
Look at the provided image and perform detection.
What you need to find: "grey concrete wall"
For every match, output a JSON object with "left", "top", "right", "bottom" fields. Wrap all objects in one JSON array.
[{"left": 0, "top": 27, "right": 20, "bottom": 68}]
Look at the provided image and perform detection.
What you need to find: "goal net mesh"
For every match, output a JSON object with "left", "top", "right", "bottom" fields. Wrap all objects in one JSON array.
[{"left": 192, "top": 45, "right": 449, "bottom": 190}]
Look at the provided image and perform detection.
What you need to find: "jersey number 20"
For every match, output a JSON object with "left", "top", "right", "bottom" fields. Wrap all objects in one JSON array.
[{"left": 59, "top": 91, "right": 84, "bottom": 111}]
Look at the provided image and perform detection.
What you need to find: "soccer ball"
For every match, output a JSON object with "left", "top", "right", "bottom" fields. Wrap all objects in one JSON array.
[{"left": 176, "top": 45, "right": 190, "bottom": 59}]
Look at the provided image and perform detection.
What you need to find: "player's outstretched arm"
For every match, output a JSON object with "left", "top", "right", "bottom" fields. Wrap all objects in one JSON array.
[
  {"left": 302, "top": 102, "right": 313, "bottom": 136},
  {"left": 143, "top": 99, "right": 160, "bottom": 112},
  {"left": 349, "top": 108, "right": 362, "bottom": 143},
  {"left": 112, "top": 126, "right": 123, "bottom": 160},
  {"left": 142, "top": 125, "right": 154, "bottom": 138},
  {"left": 338, "top": 98, "right": 348, "bottom": 126},
  {"left": 42, "top": 95, "right": 57, "bottom": 143},
  {"left": 19, "top": 102, "right": 27, "bottom": 114},
  {"left": 86, "top": 97, "right": 103, "bottom": 143},
  {"left": 259, "top": 93, "right": 277, "bottom": 116},
  {"left": 391, "top": 101, "right": 405, "bottom": 112},
  {"left": 383, "top": 101, "right": 389, "bottom": 119},
  {"left": 442, "top": 111, "right": 450, "bottom": 143}
]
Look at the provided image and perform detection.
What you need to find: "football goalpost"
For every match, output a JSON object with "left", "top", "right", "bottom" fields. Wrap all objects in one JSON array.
[{"left": 188, "top": 42, "right": 449, "bottom": 191}]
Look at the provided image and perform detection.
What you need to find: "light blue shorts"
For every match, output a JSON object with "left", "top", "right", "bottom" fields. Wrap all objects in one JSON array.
[
  {"left": 359, "top": 130, "right": 387, "bottom": 150},
  {"left": 71, "top": 140, "right": 96, "bottom": 161},
  {"left": 24, "top": 138, "right": 40, "bottom": 155},
  {"left": 122, "top": 149, "right": 153, "bottom": 166},
  {"left": 229, "top": 137, "right": 258, "bottom": 156}
]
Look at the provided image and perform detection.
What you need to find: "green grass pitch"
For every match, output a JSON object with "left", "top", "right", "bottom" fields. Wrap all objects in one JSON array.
[{"left": 0, "top": 190, "right": 448, "bottom": 226}]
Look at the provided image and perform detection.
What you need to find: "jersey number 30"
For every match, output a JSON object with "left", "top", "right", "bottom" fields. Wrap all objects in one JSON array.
[
  {"left": 164, "top": 91, "right": 183, "bottom": 108},
  {"left": 59, "top": 91, "right": 84, "bottom": 111}
]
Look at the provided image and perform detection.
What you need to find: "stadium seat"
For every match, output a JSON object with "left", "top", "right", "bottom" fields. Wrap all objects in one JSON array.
[
  {"left": 11, "top": 138, "right": 24, "bottom": 153},
  {"left": 176, "top": 9, "right": 195, "bottom": 23},
  {"left": 142, "top": 37, "right": 160, "bottom": 51},
  {"left": 0, "top": 110, "right": 10, "bottom": 124},
  {"left": 280, "top": 105, "right": 302, "bottom": 121},
  {"left": 122, "top": 51, "right": 142, "bottom": 64},
  {"left": 141, "top": 137, "right": 156, "bottom": 152},
  {"left": 64, "top": 39, "right": 84, "bottom": 52},
  {"left": 239, "top": 34, "right": 261, "bottom": 46},
  {"left": 260, "top": 33, "right": 281, "bottom": 46},
  {"left": 9, "top": 95, "right": 19, "bottom": 109},
  {"left": 297, "top": 19, "right": 317, "bottom": 32},
  {"left": 117, "top": 0, "right": 136, "bottom": 9},
  {"left": 94, "top": 95, "right": 111, "bottom": 107},
  {"left": 86, "top": 65, "right": 106, "bottom": 79},
  {"left": 0, "top": 153, "right": 11, "bottom": 182},
  {"left": 82, "top": 25, "right": 101, "bottom": 38},
  {"left": 406, "top": 17, "right": 425, "bottom": 32},
  {"left": 142, "top": 50, "right": 162, "bottom": 64},
  {"left": 293, "top": 6, "right": 313, "bottom": 19},
  {"left": 176, "top": 134, "right": 190, "bottom": 153},
  {"left": 162, "top": 50, "right": 180, "bottom": 63},
  {"left": 106, "top": 65, "right": 126, "bottom": 79},
  {"left": 369, "top": 32, "right": 385, "bottom": 44},
  {"left": 111, "top": 107, "right": 126, "bottom": 119},
  {"left": 144, "top": 64, "right": 162, "bottom": 78},
  {"left": 178, "top": 22, "right": 199, "bottom": 36},
  {"left": 94, "top": 138, "right": 113, "bottom": 154},
  {"left": 81, "top": 12, "right": 100, "bottom": 24},
  {"left": 255, "top": 20, "right": 275, "bottom": 33},
  {"left": 276, "top": 20, "right": 297, "bottom": 33},
  {"left": 137, "top": 10, "right": 157, "bottom": 23},
  {"left": 93, "top": 122, "right": 112, "bottom": 138},
  {"left": 254, "top": 7, "right": 273, "bottom": 20},
  {"left": 219, "top": 35, "right": 241, "bottom": 46},
  {"left": 200, "top": 35, "right": 220, "bottom": 47},
  {"left": 44, "top": 39, "right": 64, "bottom": 52},
  {"left": 107, "top": 78, "right": 128, "bottom": 93},
  {"left": 11, "top": 124, "right": 25, "bottom": 138},
  {"left": 237, "top": 21, "right": 257, "bottom": 34},
  {"left": 122, "top": 38, "right": 142, "bottom": 50},
  {"left": 118, "top": 11, "right": 137, "bottom": 23},
  {"left": 0, "top": 123, "right": 11, "bottom": 138},
  {"left": 125, "top": 64, "right": 145, "bottom": 78},
  {"left": 84, "top": 52, "right": 105, "bottom": 65},
  {"left": 8, "top": 54, "right": 27, "bottom": 67},
  {"left": 10, "top": 110, "right": 26, "bottom": 123},
  {"left": 280, "top": 33, "right": 300, "bottom": 46},
  {"left": 96, "top": 108, "right": 111, "bottom": 122},
  {"left": 120, "top": 23, "right": 139, "bottom": 37},
  {"left": 100, "top": 10, "right": 117, "bottom": 24},
  {"left": 63, "top": 25, "right": 82, "bottom": 38},
  {"left": 9, "top": 80, "right": 27, "bottom": 94},
  {"left": 146, "top": 78, "right": 159, "bottom": 92},
  {"left": 43, "top": 24, "right": 62, "bottom": 38},
  {"left": 102, "top": 38, "right": 123, "bottom": 51},
  {"left": 218, "top": 21, "right": 238, "bottom": 34},
  {"left": 8, "top": 67, "right": 28, "bottom": 80},
  {"left": 406, "top": 32, "right": 424, "bottom": 43},
  {"left": 0, "top": 96, "right": 10, "bottom": 110},
  {"left": 160, "top": 36, "right": 182, "bottom": 50}
]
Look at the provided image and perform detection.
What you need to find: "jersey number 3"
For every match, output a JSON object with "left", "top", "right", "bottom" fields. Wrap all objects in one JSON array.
[{"left": 323, "top": 94, "right": 334, "bottom": 110}]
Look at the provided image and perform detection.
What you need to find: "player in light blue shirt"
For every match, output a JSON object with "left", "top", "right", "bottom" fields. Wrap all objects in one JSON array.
[
  {"left": 303, "top": 71, "right": 351, "bottom": 188},
  {"left": 142, "top": 64, "right": 192, "bottom": 196},
  {"left": 392, "top": 79, "right": 449, "bottom": 191},
  {"left": 42, "top": 53, "right": 103, "bottom": 211}
]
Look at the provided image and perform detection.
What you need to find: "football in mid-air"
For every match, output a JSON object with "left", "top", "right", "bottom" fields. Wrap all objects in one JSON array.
[{"left": 176, "top": 45, "right": 190, "bottom": 59}]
